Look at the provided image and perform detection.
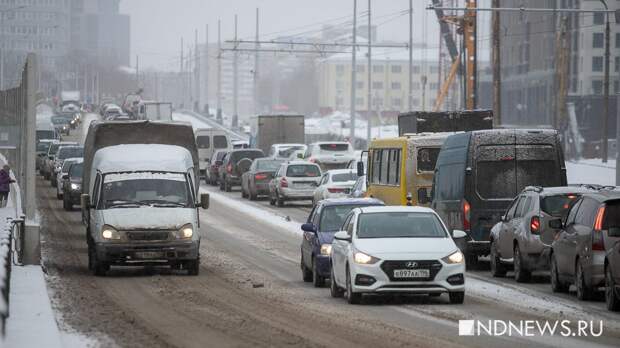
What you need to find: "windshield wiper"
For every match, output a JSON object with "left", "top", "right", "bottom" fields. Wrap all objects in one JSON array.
[
  {"left": 139, "top": 199, "right": 187, "bottom": 207},
  {"left": 105, "top": 200, "right": 148, "bottom": 208}
]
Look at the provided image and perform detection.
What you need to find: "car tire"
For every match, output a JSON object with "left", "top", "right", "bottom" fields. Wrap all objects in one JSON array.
[
  {"left": 249, "top": 190, "right": 257, "bottom": 201},
  {"left": 550, "top": 254, "right": 569, "bottom": 293},
  {"left": 605, "top": 266, "right": 620, "bottom": 311},
  {"left": 56, "top": 187, "right": 63, "bottom": 200},
  {"left": 186, "top": 258, "right": 200, "bottom": 276},
  {"left": 330, "top": 266, "right": 344, "bottom": 298},
  {"left": 575, "top": 260, "right": 593, "bottom": 301},
  {"left": 219, "top": 179, "right": 225, "bottom": 191},
  {"left": 490, "top": 239, "right": 507, "bottom": 277},
  {"left": 301, "top": 255, "right": 313, "bottom": 282},
  {"left": 269, "top": 194, "right": 276, "bottom": 206},
  {"left": 449, "top": 291, "right": 465, "bottom": 304},
  {"left": 277, "top": 192, "right": 285, "bottom": 207},
  {"left": 514, "top": 245, "right": 531, "bottom": 283},
  {"left": 225, "top": 181, "right": 232, "bottom": 192},
  {"left": 90, "top": 249, "right": 109, "bottom": 276},
  {"left": 346, "top": 266, "right": 361, "bottom": 304},
  {"left": 241, "top": 187, "right": 248, "bottom": 198},
  {"left": 312, "top": 257, "right": 325, "bottom": 288},
  {"left": 63, "top": 195, "right": 71, "bottom": 211},
  {"left": 51, "top": 177, "right": 57, "bottom": 187}
]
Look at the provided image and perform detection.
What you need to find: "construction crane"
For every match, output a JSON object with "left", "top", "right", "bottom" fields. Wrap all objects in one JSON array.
[{"left": 432, "top": 0, "right": 477, "bottom": 111}]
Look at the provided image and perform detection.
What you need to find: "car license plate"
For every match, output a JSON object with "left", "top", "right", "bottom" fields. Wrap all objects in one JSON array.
[
  {"left": 393, "top": 269, "right": 429, "bottom": 278},
  {"left": 135, "top": 251, "right": 165, "bottom": 259}
]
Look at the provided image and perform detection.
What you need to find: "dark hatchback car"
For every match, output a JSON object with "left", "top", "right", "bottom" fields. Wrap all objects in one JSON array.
[
  {"left": 241, "top": 158, "right": 284, "bottom": 200},
  {"left": 300, "top": 198, "right": 384, "bottom": 287},
  {"left": 431, "top": 129, "right": 567, "bottom": 265},
  {"left": 207, "top": 150, "right": 228, "bottom": 185},
  {"left": 549, "top": 188, "right": 620, "bottom": 303},
  {"left": 219, "top": 149, "right": 265, "bottom": 192},
  {"left": 62, "top": 160, "right": 83, "bottom": 211}
]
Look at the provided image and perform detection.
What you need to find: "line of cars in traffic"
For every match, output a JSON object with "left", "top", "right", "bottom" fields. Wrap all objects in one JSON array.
[{"left": 36, "top": 139, "right": 85, "bottom": 211}]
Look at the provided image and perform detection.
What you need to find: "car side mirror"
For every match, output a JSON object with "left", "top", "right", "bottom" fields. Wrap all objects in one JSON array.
[
  {"left": 200, "top": 193, "right": 210, "bottom": 210},
  {"left": 301, "top": 223, "right": 316, "bottom": 233},
  {"left": 356, "top": 161, "right": 364, "bottom": 177},
  {"left": 607, "top": 227, "right": 620, "bottom": 237},
  {"left": 62, "top": 174, "right": 69, "bottom": 180},
  {"left": 548, "top": 218, "right": 563, "bottom": 230},
  {"left": 452, "top": 229, "right": 467, "bottom": 239},
  {"left": 417, "top": 187, "right": 429, "bottom": 204},
  {"left": 80, "top": 194, "right": 91, "bottom": 209},
  {"left": 334, "top": 231, "right": 351, "bottom": 242}
]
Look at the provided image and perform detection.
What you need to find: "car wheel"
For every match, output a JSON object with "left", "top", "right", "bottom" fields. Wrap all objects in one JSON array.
[
  {"left": 241, "top": 187, "right": 248, "bottom": 198},
  {"left": 186, "top": 258, "right": 200, "bottom": 276},
  {"left": 312, "top": 257, "right": 325, "bottom": 288},
  {"left": 219, "top": 179, "right": 225, "bottom": 191},
  {"left": 465, "top": 252, "right": 478, "bottom": 270},
  {"left": 605, "top": 266, "right": 620, "bottom": 311},
  {"left": 550, "top": 254, "right": 569, "bottom": 293},
  {"left": 225, "top": 181, "right": 232, "bottom": 192},
  {"left": 490, "top": 239, "right": 506, "bottom": 277},
  {"left": 277, "top": 192, "right": 285, "bottom": 207},
  {"left": 449, "top": 291, "right": 465, "bottom": 304},
  {"left": 56, "top": 187, "right": 62, "bottom": 200},
  {"left": 269, "top": 193, "right": 276, "bottom": 206},
  {"left": 514, "top": 245, "right": 531, "bottom": 283},
  {"left": 575, "top": 260, "right": 593, "bottom": 301},
  {"left": 249, "top": 189, "right": 257, "bottom": 201},
  {"left": 301, "top": 255, "right": 313, "bottom": 282},
  {"left": 51, "top": 177, "right": 57, "bottom": 187},
  {"left": 330, "top": 266, "right": 344, "bottom": 298},
  {"left": 346, "top": 266, "right": 361, "bottom": 304},
  {"left": 91, "top": 250, "right": 109, "bottom": 276}
]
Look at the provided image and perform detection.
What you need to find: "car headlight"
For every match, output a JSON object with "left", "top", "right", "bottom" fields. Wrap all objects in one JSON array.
[
  {"left": 101, "top": 225, "right": 121, "bottom": 240},
  {"left": 354, "top": 251, "right": 380, "bottom": 264},
  {"left": 70, "top": 183, "right": 81, "bottom": 190},
  {"left": 442, "top": 250, "right": 464, "bottom": 264},
  {"left": 174, "top": 224, "right": 193, "bottom": 239},
  {"left": 320, "top": 244, "right": 332, "bottom": 255}
]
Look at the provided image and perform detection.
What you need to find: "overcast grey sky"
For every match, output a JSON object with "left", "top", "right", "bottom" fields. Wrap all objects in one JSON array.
[{"left": 119, "top": 0, "right": 453, "bottom": 71}]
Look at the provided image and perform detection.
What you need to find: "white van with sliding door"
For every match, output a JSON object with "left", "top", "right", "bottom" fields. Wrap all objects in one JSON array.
[{"left": 195, "top": 128, "right": 232, "bottom": 180}]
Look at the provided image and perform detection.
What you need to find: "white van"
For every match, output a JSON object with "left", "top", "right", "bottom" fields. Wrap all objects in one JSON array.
[
  {"left": 195, "top": 128, "right": 232, "bottom": 180},
  {"left": 82, "top": 143, "right": 209, "bottom": 276}
]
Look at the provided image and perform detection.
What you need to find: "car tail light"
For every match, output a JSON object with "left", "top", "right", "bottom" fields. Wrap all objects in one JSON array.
[
  {"left": 328, "top": 188, "right": 345, "bottom": 193},
  {"left": 280, "top": 177, "right": 288, "bottom": 188},
  {"left": 592, "top": 206, "right": 606, "bottom": 251},
  {"left": 462, "top": 200, "right": 471, "bottom": 231},
  {"left": 226, "top": 164, "right": 232, "bottom": 174},
  {"left": 530, "top": 216, "right": 540, "bottom": 234},
  {"left": 255, "top": 173, "right": 268, "bottom": 180}
]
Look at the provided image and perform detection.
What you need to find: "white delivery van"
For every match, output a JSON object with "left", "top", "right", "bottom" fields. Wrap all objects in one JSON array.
[{"left": 195, "top": 128, "right": 232, "bottom": 180}]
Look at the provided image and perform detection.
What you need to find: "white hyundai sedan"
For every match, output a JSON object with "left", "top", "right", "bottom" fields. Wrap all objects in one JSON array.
[{"left": 330, "top": 206, "right": 467, "bottom": 304}]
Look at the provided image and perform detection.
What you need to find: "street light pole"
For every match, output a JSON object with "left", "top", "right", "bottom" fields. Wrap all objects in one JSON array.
[{"left": 601, "top": 0, "right": 610, "bottom": 163}]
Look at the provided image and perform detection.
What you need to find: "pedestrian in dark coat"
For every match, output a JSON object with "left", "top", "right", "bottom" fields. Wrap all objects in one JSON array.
[{"left": 0, "top": 165, "right": 15, "bottom": 207}]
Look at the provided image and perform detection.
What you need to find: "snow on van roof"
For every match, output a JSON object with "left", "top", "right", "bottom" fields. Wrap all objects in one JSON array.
[
  {"left": 93, "top": 144, "right": 193, "bottom": 174},
  {"left": 105, "top": 172, "right": 186, "bottom": 183}
]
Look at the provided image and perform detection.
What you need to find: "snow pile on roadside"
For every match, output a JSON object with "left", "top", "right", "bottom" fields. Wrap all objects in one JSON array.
[
  {"left": 172, "top": 112, "right": 212, "bottom": 130},
  {"left": 305, "top": 113, "right": 398, "bottom": 140},
  {"left": 566, "top": 159, "right": 616, "bottom": 186},
  {"left": 207, "top": 190, "right": 303, "bottom": 237}
]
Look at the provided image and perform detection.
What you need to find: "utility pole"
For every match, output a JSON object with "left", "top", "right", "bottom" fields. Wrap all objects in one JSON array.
[
  {"left": 217, "top": 20, "right": 222, "bottom": 124},
  {"left": 254, "top": 8, "right": 260, "bottom": 115},
  {"left": 492, "top": 0, "right": 501, "bottom": 125},
  {"left": 205, "top": 23, "right": 209, "bottom": 115},
  {"left": 408, "top": 0, "right": 413, "bottom": 111},
  {"left": 350, "top": 0, "right": 358, "bottom": 146},
  {"left": 233, "top": 14, "right": 239, "bottom": 128},
  {"left": 601, "top": 0, "right": 610, "bottom": 163},
  {"left": 180, "top": 37, "right": 184, "bottom": 108},
  {"left": 195, "top": 28, "right": 200, "bottom": 112},
  {"left": 555, "top": 16, "right": 569, "bottom": 131},
  {"left": 366, "top": 0, "right": 372, "bottom": 143},
  {"left": 135, "top": 55, "right": 139, "bottom": 87}
]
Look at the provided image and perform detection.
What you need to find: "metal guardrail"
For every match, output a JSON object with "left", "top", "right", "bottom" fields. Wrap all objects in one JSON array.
[{"left": 0, "top": 215, "right": 24, "bottom": 336}]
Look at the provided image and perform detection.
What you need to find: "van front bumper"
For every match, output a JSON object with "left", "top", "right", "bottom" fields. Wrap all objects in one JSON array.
[{"left": 95, "top": 241, "right": 199, "bottom": 264}]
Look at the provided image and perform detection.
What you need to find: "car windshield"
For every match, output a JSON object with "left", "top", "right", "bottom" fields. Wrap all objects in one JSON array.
[
  {"left": 417, "top": 148, "right": 440, "bottom": 172},
  {"left": 357, "top": 212, "right": 447, "bottom": 238},
  {"left": 196, "top": 136, "right": 210, "bottom": 149},
  {"left": 51, "top": 116, "right": 70, "bottom": 124},
  {"left": 332, "top": 172, "right": 357, "bottom": 182},
  {"left": 100, "top": 172, "right": 192, "bottom": 209},
  {"left": 256, "top": 160, "right": 283, "bottom": 171},
  {"left": 286, "top": 164, "right": 320, "bottom": 177},
  {"left": 57, "top": 147, "right": 84, "bottom": 159},
  {"left": 319, "top": 204, "right": 378, "bottom": 232},
  {"left": 48, "top": 144, "right": 60, "bottom": 155},
  {"left": 69, "top": 163, "right": 83, "bottom": 178},
  {"left": 213, "top": 135, "right": 228, "bottom": 148},
  {"left": 541, "top": 194, "right": 581, "bottom": 218},
  {"left": 278, "top": 145, "right": 305, "bottom": 158},
  {"left": 37, "top": 142, "right": 51, "bottom": 152},
  {"left": 61, "top": 160, "right": 78, "bottom": 172},
  {"left": 319, "top": 143, "right": 349, "bottom": 152}
]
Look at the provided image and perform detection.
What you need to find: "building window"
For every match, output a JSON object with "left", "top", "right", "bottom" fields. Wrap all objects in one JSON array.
[
  {"left": 336, "top": 80, "right": 344, "bottom": 89},
  {"left": 412, "top": 82, "right": 421, "bottom": 90},
  {"left": 356, "top": 97, "right": 364, "bottom": 105},
  {"left": 372, "top": 81, "right": 383, "bottom": 89},
  {"left": 593, "top": 33, "right": 604, "bottom": 48},
  {"left": 616, "top": 33, "right": 620, "bottom": 48},
  {"left": 592, "top": 80, "right": 603, "bottom": 94},
  {"left": 430, "top": 66, "right": 439, "bottom": 73},
  {"left": 356, "top": 81, "right": 364, "bottom": 89},
  {"left": 392, "top": 98, "right": 402, "bottom": 107},
  {"left": 373, "top": 65, "right": 384, "bottom": 73},
  {"left": 391, "top": 65, "right": 402, "bottom": 73},
  {"left": 616, "top": 56, "right": 620, "bottom": 73},
  {"left": 336, "top": 64, "right": 345, "bottom": 75},
  {"left": 593, "top": 12, "right": 605, "bottom": 25},
  {"left": 429, "top": 82, "right": 439, "bottom": 90},
  {"left": 335, "top": 97, "right": 344, "bottom": 106},
  {"left": 412, "top": 98, "right": 420, "bottom": 106},
  {"left": 391, "top": 82, "right": 401, "bottom": 90},
  {"left": 356, "top": 65, "right": 365, "bottom": 73},
  {"left": 615, "top": 80, "right": 619, "bottom": 94},
  {"left": 592, "top": 56, "right": 604, "bottom": 72},
  {"left": 412, "top": 65, "right": 421, "bottom": 74}
]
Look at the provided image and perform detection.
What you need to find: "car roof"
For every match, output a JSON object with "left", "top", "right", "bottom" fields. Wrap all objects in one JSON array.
[
  {"left": 326, "top": 169, "right": 355, "bottom": 175},
  {"left": 357, "top": 206, "right": 436, "bottom": 214},
  {"left": 318, "top": 198, "right": 384, "bottom": 207},
  {"left": 580, "top": 189, "right": 620, "bottom": 203},
  {"left": 231, "top": 148, "right": 262, "bottom": 153},
  {"left": 312, "top": 141, "right": 349, "bottom": 145},
  {"left": 286, "top": 160, "right": 317, "bottom": 166},
  {"left": 522, "top": 185, "right": 603, "bottom": 196}
]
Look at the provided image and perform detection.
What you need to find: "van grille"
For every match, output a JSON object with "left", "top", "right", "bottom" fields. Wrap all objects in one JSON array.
[{"left": 126, "top": 231, "right": 170, "bottom": 241}]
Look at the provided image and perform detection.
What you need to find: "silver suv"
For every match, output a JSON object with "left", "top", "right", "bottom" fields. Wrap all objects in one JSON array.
[
  {"left": 269, "top": 161, "right": 322, "bottom": 207},
  {"left": 489, "top": 186, "right": 595, "bottom": 282}
]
